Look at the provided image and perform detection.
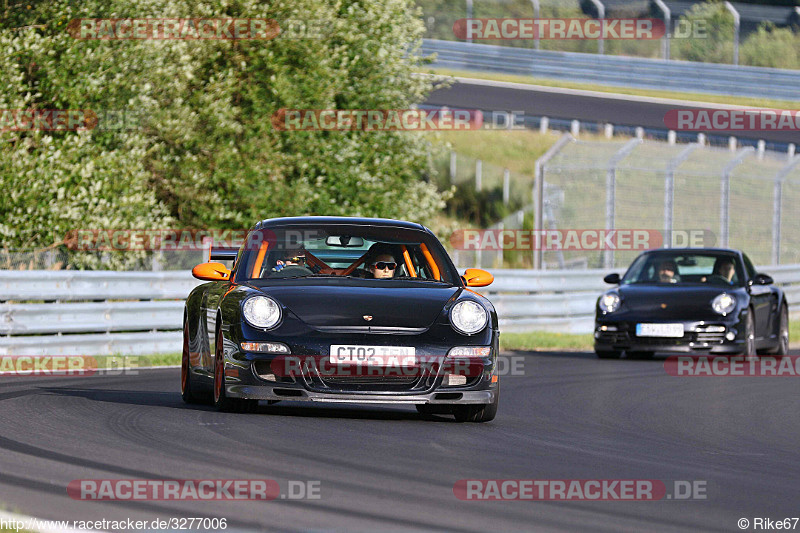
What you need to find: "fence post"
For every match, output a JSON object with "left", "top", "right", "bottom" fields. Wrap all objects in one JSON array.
[
  {"left": 724, "top": 1, "right": 740, "bottom": 65},
  {"left": 531, "top": 0, "right": 540, "bottom": 50},
  {"left": 773, "top": 156, "right": 800, "bottom": 264},
  {"left": 534, "top": 134, "right": 574, "bottom": 269},
  {"left": 664, "top": 143, "right": 699, "bottom": 248},
  {"left": 720, "top": 147, "right": 754, "bottom": 247},
  {"left": 475, "top": 159, "right": 482, "bottom": 191},
  {"left": 587, "top": 0, "right": 605, "bottom": 55},
  {"left": 503, "top": 168, "right": 510, "bottom": 206},
  {"left": 466, "top": 0, "right": 473, "bottom": 43},
  {"left": 605, "top": 139, "right": 642, "bottom": 268},
  {"left": 653, "top": 0, "right": 671, "bottom": 60}
]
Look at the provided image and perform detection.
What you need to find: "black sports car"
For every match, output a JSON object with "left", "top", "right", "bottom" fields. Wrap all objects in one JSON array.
[
  {"left": 594, "top": 248, "right": 789, "bottom": 359},
  {"left": 181, "top": 216, "right": 499, "bottom": 422}
]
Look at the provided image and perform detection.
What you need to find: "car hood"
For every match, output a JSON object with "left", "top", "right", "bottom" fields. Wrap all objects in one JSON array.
[
  {"left": 253, "top": 283, "right": 462, "bottom": 329},
  {"left": 616, "top": 284, "right": 744, "bottom": 318}
]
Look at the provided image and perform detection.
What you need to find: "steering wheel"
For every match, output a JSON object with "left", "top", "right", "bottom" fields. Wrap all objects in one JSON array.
[{"left": 269, "top": 265, "right": 314, "bottom": 278}]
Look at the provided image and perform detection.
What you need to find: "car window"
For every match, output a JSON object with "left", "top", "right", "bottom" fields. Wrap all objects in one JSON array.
[
  {"left": 742, "top": 253, "right": 757, "bottom": 280},
  {"left": 235, "top": 224, "right": 458, "bottom": 285},
  {"left": 621, "top": 252, "right": 744, "bottom": 286}
]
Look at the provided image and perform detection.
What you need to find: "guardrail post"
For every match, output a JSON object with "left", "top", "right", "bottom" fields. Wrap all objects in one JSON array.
[
  {"left": 534, "top": 134, "right": 574, "bottom": 269},
  {"left": 587, "top": 0, "right": 605, "bottom": 55},
  {"left": 664, "top": 143, "right": 699, "bottom": 248},
  {"left": 503, "top": 168, "right": 510, "bottom": 206},
  {"left": 724, "top": 1, "right": 740, "bottom": 65},
  {"left": 721, "top": 147, "right": 754, "bottom": 247},
  {"left": 773, "top": 156, "right": 800, "bottom": 265},
  {"left": 540, "top": 116, "right": 549, "bottom": 134},
  {"left": 653, "top": 0, "right": 671, "bottom": 59},
  {"left": 605, "top": 139, "right": 642, "bottom": 267},
  {"left": 531, "top": 0, "right": 540, "bottom": 50}
]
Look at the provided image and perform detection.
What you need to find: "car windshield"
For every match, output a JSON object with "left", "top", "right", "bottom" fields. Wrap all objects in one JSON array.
[
  {"left": 621, "top": 251, "right": 745, "bottom": 287},
  {"left": 233, "top": 223, "right": 458, "bottom": 285}
]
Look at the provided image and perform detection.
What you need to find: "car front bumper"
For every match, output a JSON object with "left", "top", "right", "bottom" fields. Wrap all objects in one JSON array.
[{"left": 594, "top": 319, "right": 745, "bottom": 354}]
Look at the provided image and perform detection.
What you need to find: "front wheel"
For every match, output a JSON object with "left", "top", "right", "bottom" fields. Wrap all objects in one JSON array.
[
  {"left": 181, "top": 319, "right": 204, "bottom": 404},
  {"left": 743, "top": 310, "right": 756, "bottom": 356},
  {"left": 213, "top": 329, "right": 258, "bottom": 413},
  {"left": 766, "top": 305, "right": 789, "bottom": 356},
  {"left": 452, "top": 386, "right": 499, "bottom": 423}
]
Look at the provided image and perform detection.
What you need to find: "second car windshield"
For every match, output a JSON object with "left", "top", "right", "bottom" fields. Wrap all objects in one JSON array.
[{"left": 622, "top": 253, "right": 744, "bottom": 287}]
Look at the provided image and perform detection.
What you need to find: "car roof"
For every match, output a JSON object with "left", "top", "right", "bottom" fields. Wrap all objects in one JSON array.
[
  {"left": 254, "top": 216, "right": 427, "bottom": 232},
  {"left": 642, "top": 248, "right": 742, "bottom": 255}
]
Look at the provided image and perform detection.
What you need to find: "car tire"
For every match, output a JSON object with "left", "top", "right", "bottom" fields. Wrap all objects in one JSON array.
[
  {"left": 627, "top": 351, "right": 654, "bottom": 360},
  {"left": 181, "top": 319, "right": 204, "bottom": 404},
  {"left": 595, "top": 350, "right": 622, "bottom": 359},
  {"left": 743, "top": 309, "right": 756, "bottom": 357},
  {"left": 766, "top": 305, "right": 789, "bottom": 357},
  {"left": 213, "top": 327, "right": 258, "bottom": 413},
  {"left": 452, "top": 386, "right": 499, "bottom": 423}
]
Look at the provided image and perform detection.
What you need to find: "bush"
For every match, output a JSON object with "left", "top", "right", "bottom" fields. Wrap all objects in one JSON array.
[{"left": 0, "top": 0, "right": 445, "bottom": 268}]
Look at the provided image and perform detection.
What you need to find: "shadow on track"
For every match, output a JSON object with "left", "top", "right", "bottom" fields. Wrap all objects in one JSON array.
[{"left": 39, "top": 386, "right": 464, "bottom": 422}]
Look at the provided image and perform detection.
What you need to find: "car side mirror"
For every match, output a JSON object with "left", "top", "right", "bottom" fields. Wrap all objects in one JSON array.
[
  {"left": 192, "top": 262, "right": 231, "bottom": 281},
  {"left": 462, "top": 268, "right": 493, "bottom": 287},
  {"left": 752, "top": 273, "right": 773, "bottom": 285},
  {"left": 603, "top": 273, "right": 621, "bottom": 284}
]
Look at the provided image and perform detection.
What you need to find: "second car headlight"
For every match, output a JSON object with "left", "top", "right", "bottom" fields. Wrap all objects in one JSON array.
[
  {"left": 242, "top": 295, "right": 282, "bottom": 329},
  {"left": 711, "top": 293, "right": 736, "bottom": 315},
  {"left": 599, "top": 292, "right": 621, "bottom": 313},
  {"left": 450, "top": 300, "right": 488, "bottom": 335}
]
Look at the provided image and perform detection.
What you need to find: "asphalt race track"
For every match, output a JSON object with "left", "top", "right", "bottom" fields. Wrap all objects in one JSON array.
[
  {"left": 1, "top": 351, "right": 799, "bottom": 532},
  {"left": 425, "top": 78, "right": 800, "bottom": 147}
]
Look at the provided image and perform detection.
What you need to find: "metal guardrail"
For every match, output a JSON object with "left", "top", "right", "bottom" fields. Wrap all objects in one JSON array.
[
  {"left": 0, "top": 266, "right": 798, "bottom": 353},
  {"left": 423, "top": 39, "right": 800, "bottom": 101}
]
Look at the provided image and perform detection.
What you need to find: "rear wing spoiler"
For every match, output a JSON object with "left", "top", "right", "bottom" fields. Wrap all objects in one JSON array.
[{"left": 209, "top": 248, "right": 238, "bottom": 262}]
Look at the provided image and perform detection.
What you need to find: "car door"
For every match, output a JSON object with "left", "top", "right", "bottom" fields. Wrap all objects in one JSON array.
[
  {"left": 202, "top": 281, "right": 229, "bottom": 375},
  {"left": 743, "top": 253, "right": 772, "bottom": 340}
]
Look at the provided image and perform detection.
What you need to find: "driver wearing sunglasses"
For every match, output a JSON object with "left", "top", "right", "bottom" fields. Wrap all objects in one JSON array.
[{"left": 369, "top": 253, "right": 398, "bottom": 279}]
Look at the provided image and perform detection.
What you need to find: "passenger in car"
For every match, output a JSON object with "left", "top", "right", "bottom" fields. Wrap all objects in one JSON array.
[{"left": 656, "top": 259, "right": 679, "bottom": 283}]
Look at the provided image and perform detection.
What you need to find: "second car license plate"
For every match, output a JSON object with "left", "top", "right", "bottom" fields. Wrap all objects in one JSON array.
[
  {"left": 330, "top": 345, "right": 416, "bottom": 365},
  {"left": 636, "top": 323, "right": 684, "bottom": 338}
]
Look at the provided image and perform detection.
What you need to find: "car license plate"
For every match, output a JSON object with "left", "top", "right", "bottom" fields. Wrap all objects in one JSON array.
[
  {"left": 636, "top": 323, "right": 684, "bottom": 338},
  {"left": 329, "top": 345, "right": 416, "bottom": 365}
]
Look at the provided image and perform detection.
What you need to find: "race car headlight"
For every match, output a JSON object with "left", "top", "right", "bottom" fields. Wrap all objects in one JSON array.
[
  {"left": 599, "top": 292, "right": 621, "bottom": 313},
  {"left": 711, "top": 293, "right": 736, "bottom": 315},
  {"left": 450, "top": 301, "right": 488, "bottom": 335},
  {"left": 242, "top": 296, "right": 282, "bottom": 329}
]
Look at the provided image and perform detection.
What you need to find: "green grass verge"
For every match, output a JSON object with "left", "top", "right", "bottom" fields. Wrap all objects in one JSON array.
[
  {"left": 93, "top": 353, "right": 181, "bottom": 369},
  {"left": 500, "top": 320, "right": 800, "bottom": 352},
  {"left": 424, "top": 67, "right": 800, "bottom": 111}
]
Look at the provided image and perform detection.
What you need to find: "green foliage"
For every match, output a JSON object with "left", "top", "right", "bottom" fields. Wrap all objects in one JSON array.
[
  {"left": 0, "top": 0, "right": 444, "bottom": 268},
  {"left": 672, "top": 1, "right": 735, "bottom": 64},
  {"left": 740, "top": 23, "right": 800, "bottom": 69}
]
